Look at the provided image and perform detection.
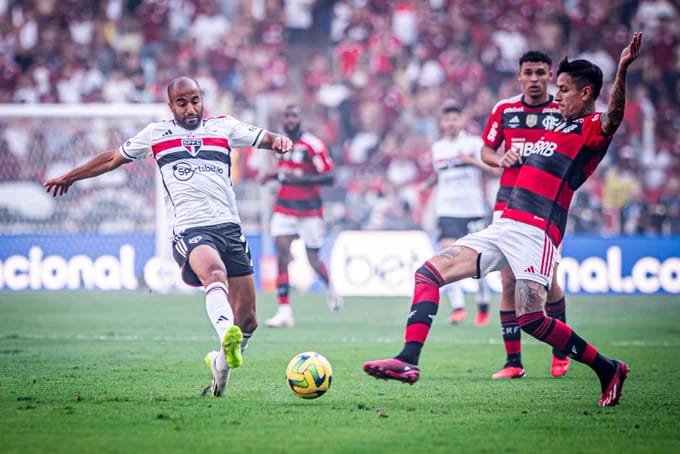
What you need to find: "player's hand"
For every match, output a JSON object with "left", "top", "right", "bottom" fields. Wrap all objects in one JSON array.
[
  {"left": 619, "top": 32, "right": 642, "bottom": 70},
  {"left": 499, "top": 149, "right": 521, "bottom": 168},
  {"left": 44, "top": 176, "right": 72, "bottom": 197},
  {"left": 272, "top": 135, "right": 293, "bottom": 154}
]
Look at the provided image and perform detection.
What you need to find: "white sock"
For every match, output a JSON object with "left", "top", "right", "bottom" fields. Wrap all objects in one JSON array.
[
  {"left": 443, "top": 282, "right": 465, "bottom": 310},
  {"left": 205, "top": 282, "right": 233, "bottom": 371},
  {"left": 277, "top": 304, "right": 293, "bottom": 317}
]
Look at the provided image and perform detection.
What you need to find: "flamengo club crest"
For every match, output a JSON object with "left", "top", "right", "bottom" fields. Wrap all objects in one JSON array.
[
  {"left": 526, "top": 114, "right": 538, "bottom": 128},
  {"left": 182, "top": 138, "right": 203, "bottom": 156}
]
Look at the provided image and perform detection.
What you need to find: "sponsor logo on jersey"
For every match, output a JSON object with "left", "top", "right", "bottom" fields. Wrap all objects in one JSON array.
[
  {"left": 513, "top": 140, "right": 558, "bottom": 157},
  {"left": 188, "top": 235, "right": 202, "bottom": 244},
  {"left": 487, "top": 121, "right": 499, "bottom": 142},
  {"left": 554, "top": 120, "right": 579, "bottom": 133},
  {"left": 182, "top": 138, "right": 203, "bottom": 156},
  {"left": 508, "top": 116, "right": 520, "bottom": 128},
  {"left": 172, "top": 162, "right": 224, "bottom": 181},
  {"left": 526, "top": 114, "right": 538, "bottom": 127}
]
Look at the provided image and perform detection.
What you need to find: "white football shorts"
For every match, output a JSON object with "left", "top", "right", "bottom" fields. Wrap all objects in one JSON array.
[
  {"left": 270, "top": 212, "right": 325, "bottom": 249},
  {"left": 492, "top": 210, "right": 562, "bottom": 264},
  {"left": 456, "top": 217, "right": 558, "bottom": 288}
]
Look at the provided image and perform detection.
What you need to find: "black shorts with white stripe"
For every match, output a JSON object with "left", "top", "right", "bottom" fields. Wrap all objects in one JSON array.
[{"left": 172, "top": 222, "right": 254, "bottom": 287}]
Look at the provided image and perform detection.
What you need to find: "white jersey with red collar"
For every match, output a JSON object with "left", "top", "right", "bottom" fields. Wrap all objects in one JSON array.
[
  {"left": 431, "top": 130, "right": 487, "bottom": 218},
  {"left": 120, "top": 116, "right": 264, "bottom": 235}
]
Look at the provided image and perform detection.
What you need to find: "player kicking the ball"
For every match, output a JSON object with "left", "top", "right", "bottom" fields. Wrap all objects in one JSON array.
[
  {"left": 363, "top": 33, "right": 642, "bottom": 407},
  {"left": 45, "top": 76, "right": 293, "bottom": 397}
]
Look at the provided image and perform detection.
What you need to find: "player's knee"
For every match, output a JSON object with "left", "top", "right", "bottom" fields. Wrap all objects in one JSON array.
[{"left": 201, "top": 268, "right": 227, "bottom": 287}]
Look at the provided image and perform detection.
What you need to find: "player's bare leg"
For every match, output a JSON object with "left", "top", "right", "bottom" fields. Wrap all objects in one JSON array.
[
  {"left": 491, "top": 267, "right": 525, "bottom": 379},
  {"left": 266, "top": 235, "right": 296, "bottom": 327},
  {"left": 307, "top": 247, "right": 342, "bottom": 312},
  {"left": 229, "top": 274, "right": 258, "bottom": 353}
]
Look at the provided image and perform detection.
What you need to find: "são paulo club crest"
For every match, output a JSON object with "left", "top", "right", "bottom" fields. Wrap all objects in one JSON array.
[{"left": 182, "top": 138, "right": 203, "bottom": 156}]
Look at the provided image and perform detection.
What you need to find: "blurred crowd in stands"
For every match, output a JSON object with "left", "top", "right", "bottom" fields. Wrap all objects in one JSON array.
[{"left": 0, "top": 0, "right": 678, "bottom": 236}]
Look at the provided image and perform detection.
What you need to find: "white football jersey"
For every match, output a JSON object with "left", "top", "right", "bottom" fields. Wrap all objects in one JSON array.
[
  {"left": 431, "top": 130, "right": 487, "bottom": 218},
  {"left": 120, "top": 116, "right": 264, "bottom": 235}
]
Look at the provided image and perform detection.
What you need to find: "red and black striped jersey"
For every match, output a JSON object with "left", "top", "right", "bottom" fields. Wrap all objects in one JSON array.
[
  {"left": 482, "top": 94, "right": 562, "bottom": 211},
  {"left": 501, "top": 112, "right": 613, "bottom": 246},
  {"left": 274, "top": 131, "right": 333, "bottom": 217}
]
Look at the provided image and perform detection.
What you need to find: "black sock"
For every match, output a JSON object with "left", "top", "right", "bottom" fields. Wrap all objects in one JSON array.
[
  {"left": 590, "top": 353, "right": 617, "bottom": 392},
  {"left": 395, "top": 342, "right": 422, "bottom": 366}
]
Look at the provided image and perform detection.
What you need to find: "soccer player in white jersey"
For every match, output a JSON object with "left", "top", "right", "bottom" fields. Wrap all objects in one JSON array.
[
  {"left": 44, "top": 76, "right": 293, "bottom": 397},
  {"left": 421, "top": 104, "right": 498, "bottom": 326}
]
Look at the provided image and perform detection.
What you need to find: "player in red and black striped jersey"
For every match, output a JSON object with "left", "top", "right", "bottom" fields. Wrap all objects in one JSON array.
[
  {"left": 481, "top": 51, "right": 571, "bottom": 380},
  {"left": 364, "top": 33, "right": 642, "bottom": 407},
  {"left": 262, "top": 104, "right": 341, "bottom": 328}
]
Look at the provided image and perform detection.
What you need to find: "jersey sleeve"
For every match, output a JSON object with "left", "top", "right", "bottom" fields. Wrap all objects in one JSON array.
[
  {"left": 482, "top": 105, "right": 504, "bottom": 149},
  {"left": 120, "top": 123, "right": 155, "bottom": 160},
  {"left": 306, "top": 134, "right": 333, "bottom": 173},
  {"left": 218, "top": 116, "right": 265, "bottom": 148},
  {"left": 583, "top": 112, "right": 613, "bottom": 149}
]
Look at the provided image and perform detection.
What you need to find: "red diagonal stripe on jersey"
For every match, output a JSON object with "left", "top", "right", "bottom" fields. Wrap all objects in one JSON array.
[
  {"left": 152, "top": 138, "right": 182, "bottom": 155},
  {"left": 203, "top": 137, "right": 229, "bottom": 149}
]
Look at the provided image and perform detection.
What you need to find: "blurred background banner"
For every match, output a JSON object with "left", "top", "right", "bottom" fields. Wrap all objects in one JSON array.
[{"left": 1, "top": 232, "right": 677, "bottom": 295}]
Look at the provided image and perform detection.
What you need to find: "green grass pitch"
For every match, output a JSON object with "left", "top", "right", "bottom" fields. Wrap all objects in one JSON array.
[{"left": 1, "top": 291, "right": 679, "bottom": 453}]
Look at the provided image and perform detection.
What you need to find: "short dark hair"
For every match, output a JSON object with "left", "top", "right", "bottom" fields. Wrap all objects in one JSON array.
[
  {"left": 441, "top": 104, "right": 462, "bottom": 115},
  {"left": 557, "top": 57, "right": 604, "bottom": 100},
  {"left": 519, "top": 51, "right": 552, "bottom": 68}
]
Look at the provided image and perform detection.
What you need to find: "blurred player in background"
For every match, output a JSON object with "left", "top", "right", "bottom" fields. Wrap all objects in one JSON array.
[
  {"left": 44, "top": 76, "right": 293, "bottom": 397},
  {"left": 481, "top": 51, "right": 570, "bottom": 379},
  {"left": 260, "top": 104, "right": 341, "bottom": 328},
  {"left": 364, "top": 33, "right": 642, "bottom": 407},
  {"left": 421, "top": 103, "right": 497, "bottom": 326}
]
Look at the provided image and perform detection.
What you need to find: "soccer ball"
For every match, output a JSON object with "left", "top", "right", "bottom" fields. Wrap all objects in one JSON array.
[{"left": 285, "top": 351, "right": 333, "bottom": 399}]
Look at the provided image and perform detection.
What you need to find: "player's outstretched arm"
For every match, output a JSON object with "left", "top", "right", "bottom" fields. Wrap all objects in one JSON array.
[
  {"left": 481, "top": 145, "right": 502, "bottom": 167},
  {"left": 601, "top": 32, "right": 642, "bottom": 136},
  {"left": 44, "top": 149, "right": 131, "bottom": 197},
  {"left": 259, "top": 131, "right": 293, "bottom": 154}
]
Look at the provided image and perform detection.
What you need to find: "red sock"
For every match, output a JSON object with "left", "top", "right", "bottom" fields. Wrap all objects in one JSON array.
[
  {"left": 500, "top": 310, "right": 522, "bottom": 366},
  {"left": 518, "top": 312, "right": 597, "bottom": 364},
  {"left": 396, "top": 262, "right": 444, "bottom": 365}
]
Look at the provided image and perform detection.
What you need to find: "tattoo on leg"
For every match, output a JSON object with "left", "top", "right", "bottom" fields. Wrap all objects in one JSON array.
[
  {"left": 438, "top": 245, "right": 462, "bottom": 262},
  {"left": 515, "top": 279, "right": 547, "bottom": 315}
]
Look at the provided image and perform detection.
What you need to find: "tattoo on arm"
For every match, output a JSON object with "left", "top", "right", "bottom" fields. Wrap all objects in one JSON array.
[
  {"left": 515, "top": 279, "right": 547, "bottom": 315},
  {"left": 602, "top": 69, "right": 627, "bottom": 136}
]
